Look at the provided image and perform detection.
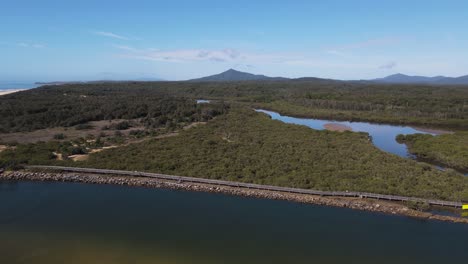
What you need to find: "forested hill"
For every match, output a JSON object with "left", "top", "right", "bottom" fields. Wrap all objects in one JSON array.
[
  {"left": 189, "top": 69, "right": 288, "bottom": 82},
  {"left": 0, "top": 80, "right": 467, "bottom": 132}
]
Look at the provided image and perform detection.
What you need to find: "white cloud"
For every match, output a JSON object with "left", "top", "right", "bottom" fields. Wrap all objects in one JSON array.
[
  {"left": 379, "top": 61, "right": 397, "bottom": 69},
  {"left": 17, "top": 42, "right": 46, "bottom": 48},
  {"left": 329, "top": 37, "right": 401, "bottom": 51},
  {"left": 32, "top": 44, "right": 45, "bottom": 48},
  {"left": 112, "top": 45, "right": 380, "bottom": 73},
  {"left": 94, "top": 31, "right": 129, "bottom": 40},
  {"left": 112, "top": 45, "right": 138, "bottom": 51},
  {"left": 324, "top": 37, "right": 401, "bottom": 58},
  {"left": 115, "top": 46, "right": 254, "bottom": 63}
]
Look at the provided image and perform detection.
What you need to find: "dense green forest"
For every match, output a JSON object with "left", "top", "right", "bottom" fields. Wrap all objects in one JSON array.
[
  {"left": 1, "top": 80, "right": 467, "bottom": 133},
  {"left": 1, "top": 81, "right": 467, "bottom": 201},
  {"left": 67, "top": 108, "right": 467, "bottom": 201},
  {"left": 0, "top": 84, "right": 228, "bottom": 133},
  {"left": 3, "top": 107, "right": 466, "bottom": 201},
  {"left": 397, "top": 132, "right": 468, "bottom": 171}
]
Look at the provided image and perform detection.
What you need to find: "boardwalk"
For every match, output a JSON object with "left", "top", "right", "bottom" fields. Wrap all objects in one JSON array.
[{"left": 26, "top": 165, "right": 463, "bottom": 208}]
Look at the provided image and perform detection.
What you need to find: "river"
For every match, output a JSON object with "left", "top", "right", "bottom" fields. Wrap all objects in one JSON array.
[
  {"left": 0, "top": 180, "right": 467, "bottom": 264},
  {"left": 255, "top": 109, "right": 468, "bottom": 176},
  {"left": 255, "top": 109, "right": 441, "bottom": 158}
]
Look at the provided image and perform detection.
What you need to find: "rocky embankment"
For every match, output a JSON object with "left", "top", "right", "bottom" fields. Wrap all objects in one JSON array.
[{"left": 1, "top": 170, "right": 467, "bottom": 224}]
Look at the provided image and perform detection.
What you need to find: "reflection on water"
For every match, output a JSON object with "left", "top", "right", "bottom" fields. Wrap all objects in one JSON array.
[
  {"left": 256, "top": 109, "right": 436, "bottom": 158},
  {"left": 1, "top": 181, "right": 468, "bottom": 264},
  {"left": 196, "top": 99, "right": 210, "bottom": 104}
]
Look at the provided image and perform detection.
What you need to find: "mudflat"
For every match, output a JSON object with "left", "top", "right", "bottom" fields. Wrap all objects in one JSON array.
[{"left": 323, "top": 123, "right": 352, "bottom": 132}]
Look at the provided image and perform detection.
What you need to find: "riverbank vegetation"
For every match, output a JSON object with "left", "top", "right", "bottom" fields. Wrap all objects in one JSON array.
[
  {"left": 1, "top": 81, "right": 467, "bottom": 201},
  {"left": 1, "top": 80, "right": 467, "bottom": 133},
  {"left": 75, "top": 108, "right": 468, "bottom": 201},
  {"left": 397, "top": 132, "right": 468, "bottom": 171}
]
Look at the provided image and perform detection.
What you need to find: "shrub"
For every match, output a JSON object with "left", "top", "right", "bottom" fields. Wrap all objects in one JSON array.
[{"left": 53, "top": 133, "right": 66, "bottom": 140}]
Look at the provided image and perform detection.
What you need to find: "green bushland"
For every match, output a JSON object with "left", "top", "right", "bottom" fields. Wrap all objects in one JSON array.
[
  {"left": 73, "top": 108, "right": 467, "bottom": 201},
  {"left": 0, "top": 141, "right": 78, "bottom": 169},
  {"left": 1, "top": 80, "right": 467, "bottom": 132},
  {"left": 2, "top": 107, "right": 467, "bottom": 201},
  {"left": 397, "top": 132, "right": 468, "bottom": 171},
  {"left": 0, "top": 84, "right": 229, "bottom": 133},
  {"left": 1, "top": 81, "right": 467, "bottom": 202}
]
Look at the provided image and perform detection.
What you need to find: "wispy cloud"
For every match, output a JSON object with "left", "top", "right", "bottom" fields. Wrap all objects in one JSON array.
[
  {"left": 94, "top": 31, "right": 129, "bottom": 40},
  {"left": 325, "top": 37, "right": 401, "bottom": 57},
  {"left": 114, "top": 46, "right": 252, "bottom": 63},
  {"left": 112, "top": 45, "right": 380, "bottom": 72},
  {"left": 17, "top": 42, "right": 46, "bottom": 48},
  {"left": 331, "top": 37, "right": 401, "bottom": 50},
  {"left": 112, "top": 45, "right": 138, "bottom": 52},
  {"left": 379, "top": 61, "right": 397, "bottom": 69}
]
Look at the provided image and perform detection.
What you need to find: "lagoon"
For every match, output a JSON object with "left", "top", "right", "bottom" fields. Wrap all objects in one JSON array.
[{"left": 1, "top": 180, "right": 467, "bottom": 264}]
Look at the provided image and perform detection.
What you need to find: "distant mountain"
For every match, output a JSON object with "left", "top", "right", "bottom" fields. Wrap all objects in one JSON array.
[
  {"left": 437, "top": 75, "right": 468, "bottom": 85},
  {"left": 373, "top": 73, "right": 468, "bottom": 85},
  {"left": 372, "top": 74, "right": 446, "bottom": 84},
  {"left": 189, "top": 69, "right": 289, "bottom": 82},
  {"left": 36, "top": 78, "right": 164, "bottom": 86}
]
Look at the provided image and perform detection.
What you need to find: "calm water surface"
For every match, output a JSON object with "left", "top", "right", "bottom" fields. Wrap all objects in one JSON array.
[
  {"left": 0, "top": 82, "right": 38, "bottom": 91},
  {"left": 1, "top": 181, "right": 467, "bottom": 264},
  {"left": 256, "top": 109, "right": 437, "bottom": 158}
]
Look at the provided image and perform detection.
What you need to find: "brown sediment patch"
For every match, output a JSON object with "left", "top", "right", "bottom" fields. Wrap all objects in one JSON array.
[
  {"left": 412, "top": 127, "right": 453, "bottom": 135},
  {"left": 2, "top": 170, "right": 467, "bottom": 224},
  {"left": 323, "top": 123, "right": 352, "bottom": 132}
]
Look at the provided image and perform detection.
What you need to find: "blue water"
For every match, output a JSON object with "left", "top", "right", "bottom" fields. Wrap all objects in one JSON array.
[
  {"left": 256, "top": 109, "right": 436, "bottom": 158},
  {"left": 0, "top": 82, "right": 38, "bottom": 91},
  {"left": 256, "top": 110, "right": 468, "bottom": 176},
  {"left": 0, "top": 181, "right": 467, "bottom": 264}
]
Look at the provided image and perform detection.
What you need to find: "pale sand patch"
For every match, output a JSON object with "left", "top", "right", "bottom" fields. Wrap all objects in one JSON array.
[
  {"left": 323, "top": 123, "right": 352, "bottom": 132},
  {"left": 89, "top": 146, "right": 117, "bottom": 154},
  {"left": 0, "top": 90, "right": 23, "bottom": 96},
  {"left": 412, "top": 127, "right": 453, "bottom": 135},
  {"left": 68, "top": 154, "right": 89, "bottom": 161},
  {"left": 53, "top": 152, "right": 63, "bottom": 161},
  {"left": 183, "top": 122, "right": 207, "bottom": 130},
  {"left": 0, "top": 145, "right": 7, "bottom": 152}
]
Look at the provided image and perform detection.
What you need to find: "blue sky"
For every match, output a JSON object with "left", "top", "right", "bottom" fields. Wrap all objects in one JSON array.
[{"left": 1, "top": 0, "right": 468, "bottom": 81}]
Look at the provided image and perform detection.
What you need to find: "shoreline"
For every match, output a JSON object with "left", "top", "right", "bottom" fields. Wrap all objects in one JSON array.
[
  {"left": 411, "top": 126, "right": 453, "bottom": 135},
  {"left": 253, "top": 105, "right": 467, "bottom": 130},
  {"left": 1, "top": 170, "right": 467, "bottom": 224},
  {"left": 0, "top": 89, "right": 23, "bottom": 96}
]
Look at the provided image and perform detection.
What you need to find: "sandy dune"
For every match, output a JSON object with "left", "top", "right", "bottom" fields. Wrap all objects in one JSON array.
[{"left": 0, "top": 90, "right": 23, "bottom": 96}]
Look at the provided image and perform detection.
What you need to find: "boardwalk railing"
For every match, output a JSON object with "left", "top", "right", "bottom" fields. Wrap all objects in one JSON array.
[{"left": 25, "top": 165, "right": 463, "bottom": 208}]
